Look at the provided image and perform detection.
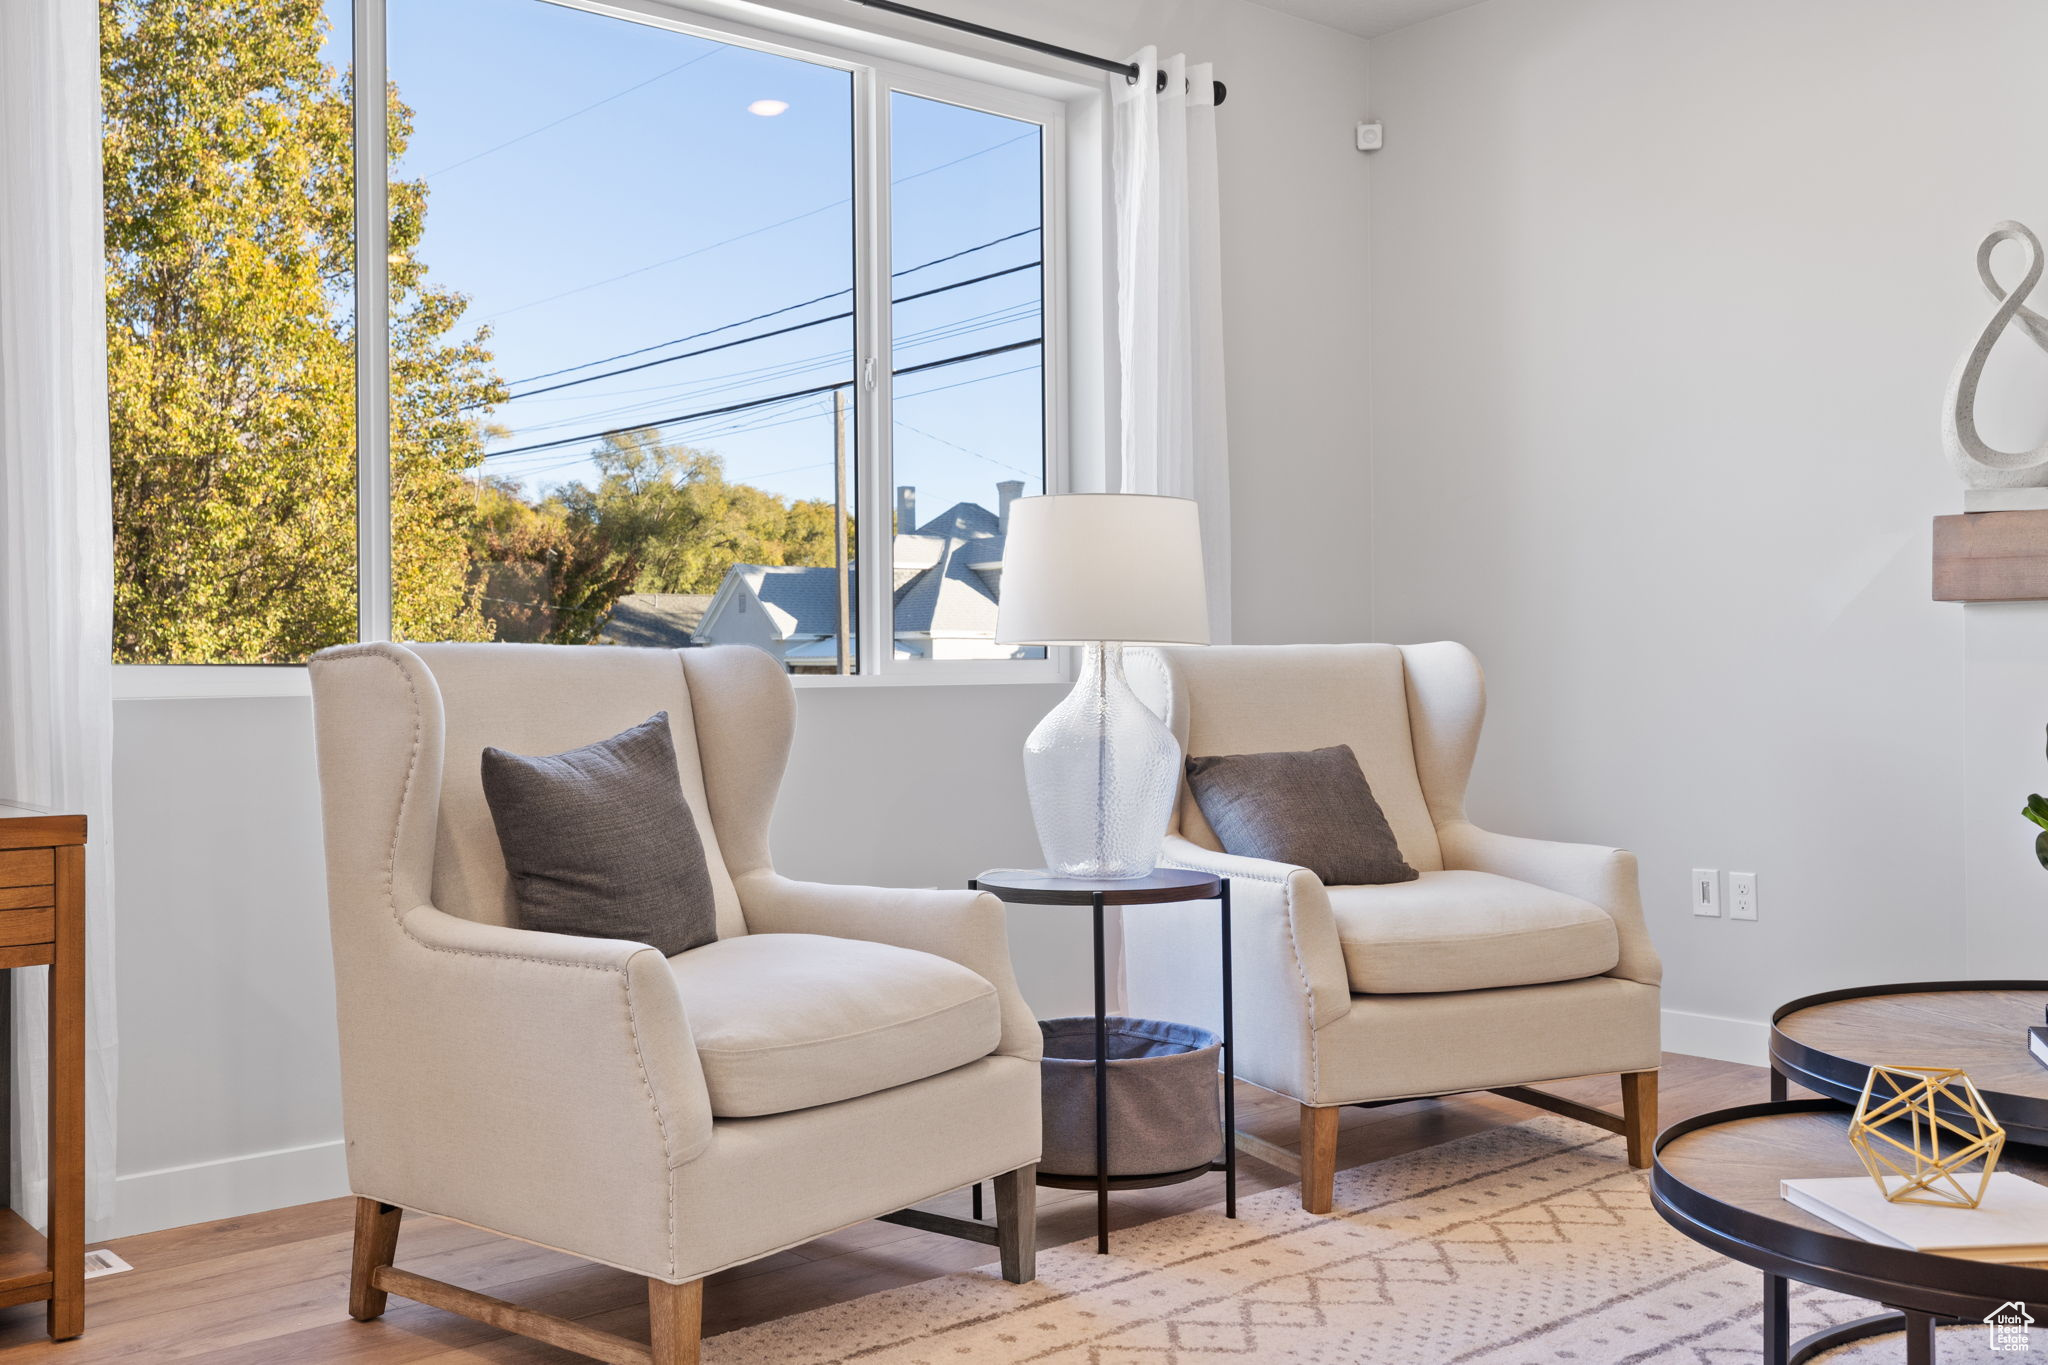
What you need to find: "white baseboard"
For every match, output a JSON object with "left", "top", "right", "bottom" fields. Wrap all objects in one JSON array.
[
  {"left": 110, "top": 1137, "right": 347, "bottom": 1240},
  {"left": 1661, "top": 1007, "right": 1770, "bottom": 1067}
]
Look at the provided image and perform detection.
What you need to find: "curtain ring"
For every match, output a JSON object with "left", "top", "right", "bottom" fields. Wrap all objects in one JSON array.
[{"left": 1155, "top": 69, "right": 1168, "bottom": 92}]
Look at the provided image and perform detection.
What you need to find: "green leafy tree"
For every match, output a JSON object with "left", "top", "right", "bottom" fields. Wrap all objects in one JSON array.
[
  {"left": 102, "top": 0, "right": 503, "bottom": 662},
  {"left": 553, "top": 429, "right": 839, "bottom": 597},
  {"left": 466, "top": 476, "right": 638, "bottom": 646}
]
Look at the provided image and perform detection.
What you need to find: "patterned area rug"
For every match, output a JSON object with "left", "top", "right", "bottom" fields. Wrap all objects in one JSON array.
[{"left": 708, "top": 1116, "right": 2018, "bottom": 1363}]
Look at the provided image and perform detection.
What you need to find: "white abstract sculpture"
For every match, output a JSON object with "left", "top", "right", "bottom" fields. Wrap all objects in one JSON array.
[{"left": 1944, "top": 221, "right": 2048, "bottom": 489}]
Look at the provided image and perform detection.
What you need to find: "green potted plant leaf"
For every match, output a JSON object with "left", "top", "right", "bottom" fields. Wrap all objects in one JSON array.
[{"left": 2025, "top": 793, "right": 2048, "bottom": 870}]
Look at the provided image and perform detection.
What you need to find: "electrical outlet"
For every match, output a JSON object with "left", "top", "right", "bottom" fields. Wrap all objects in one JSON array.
[
  {"left": 1729, "top": 872, "right": 1757, "bottom": 921},
  {"left": 1692, "top": 868, "right": 1721, "bottom": 917}
]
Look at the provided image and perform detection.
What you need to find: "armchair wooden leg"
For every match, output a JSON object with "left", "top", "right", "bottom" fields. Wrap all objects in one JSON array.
[
  {"left": 993, "top": 1163, "right": 1038, "bottom": 1284},
  {"left": 349, "top": 1198, "right": 403, "bottom": 1322},
  {"left": 1300, "top": 1105, "right": 1340, "bottom": 1215},
  {"left": 1622, "top": 1069, "right": 1659, "bottom": 1170},
  {"left": 648, "top": 1278, "right": 703, "bottom": 1365}
]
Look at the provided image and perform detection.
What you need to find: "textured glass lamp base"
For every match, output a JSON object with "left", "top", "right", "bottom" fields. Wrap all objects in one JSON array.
[{"left": 1023, "top": 642, "right": 1180, "bottom": 879}]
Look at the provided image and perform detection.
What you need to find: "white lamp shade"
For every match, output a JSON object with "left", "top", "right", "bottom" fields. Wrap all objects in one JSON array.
[{"left": 995, "top": 494, "right": 1211, "bottom": 646}]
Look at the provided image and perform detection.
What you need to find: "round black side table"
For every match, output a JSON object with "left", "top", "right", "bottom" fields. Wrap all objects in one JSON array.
[
  {"left": 971, "top": 868, "right": 1235, "bottom": 1255},
  {"left": 1770, "top": 980, "right": 2048, "bottom": 1142},
  {"left": 1652, "top": 1098, "right": 2048, "bottom": 1364}
]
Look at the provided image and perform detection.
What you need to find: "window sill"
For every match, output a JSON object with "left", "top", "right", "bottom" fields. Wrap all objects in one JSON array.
[
  {"left": 113, "top": 657, "right": 1070, "bottom": 700},
  {"left": 790, "top": 663, "right": 1067, "bottom": 689},
  {"left": 114, "top": 666, "right": 313, "bottom": 701}
]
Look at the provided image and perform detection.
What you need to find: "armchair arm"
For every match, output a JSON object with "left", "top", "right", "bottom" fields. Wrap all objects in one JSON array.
[
  {"left": 1436, "top": 821, "right": 1661, "bottom": 986},
  {"left": 331, "top": 905, "right": 718, "bottom": 1278},
  {"left": 733, "top": 872, "right": 1040, "bottom": 1060},
  {"left": 1131, "top": 836, "right": 1352, "bottom": 1102},
  {"left": 393, "top": 906, "right": 716, "bottom": 1167},
  {"left": 1154, "top": 836, "right": 1353, "bottom": 1029}
]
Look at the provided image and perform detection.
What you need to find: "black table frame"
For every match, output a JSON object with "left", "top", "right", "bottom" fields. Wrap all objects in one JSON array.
[
  {"left": 969, "top": 870, "right": 1236, "bottom": 1254},
  {"left": 1769, "top": 979, "right": 2048, "bottom": 1144},
  {"left": 1651, "top": 1097, "right": 2048, "bottom": 1364}
]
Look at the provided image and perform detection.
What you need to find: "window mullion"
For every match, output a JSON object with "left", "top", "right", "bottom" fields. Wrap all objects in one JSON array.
[
  {"left": 851, "top": 66, "right": 892, "bottom": 676},
  {"left": 353, "top": 0, "right": 393, "bottom": 643}
]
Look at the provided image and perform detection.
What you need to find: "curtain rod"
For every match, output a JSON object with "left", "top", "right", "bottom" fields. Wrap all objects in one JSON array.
[{"left": 844, "top": 0, "right": 1228, "bottom": 106}]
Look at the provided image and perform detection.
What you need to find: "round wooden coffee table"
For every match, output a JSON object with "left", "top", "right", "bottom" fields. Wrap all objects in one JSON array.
[
  {"left": 1771, "top": 981, "right": 2048, "bottom": 1143},
  {"left": 1653, "top": 1099, "right": 2048, "bottom": 1364}
]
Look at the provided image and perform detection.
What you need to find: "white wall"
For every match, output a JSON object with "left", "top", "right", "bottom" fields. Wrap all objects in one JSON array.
[
  {"left": 1963, "top": 604, "right": 2048, "bottom": 976},
  {"left": 1367, "top": 0, "right": 2048, "bottom": 1057},
  {"left": 111, "top": 699, "right": 343, "bottom": 1235},
  {"left": 106, "top": 0, "right": 1374, "bottom": 1236}
]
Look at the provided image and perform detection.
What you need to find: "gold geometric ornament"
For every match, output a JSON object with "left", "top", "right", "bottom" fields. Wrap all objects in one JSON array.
[{"left": 1848, "top": 1065, "right": 2006, "bottom": 1208}]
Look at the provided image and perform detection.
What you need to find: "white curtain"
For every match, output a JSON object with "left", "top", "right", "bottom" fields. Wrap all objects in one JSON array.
[
  {"left": 1107, "top": 51, "right": 1230, "bottom": 1008},
  {"left": 0, "top": 0, "right": 119, "bottom": 1239},
  {"left": 1112, "top": 48, "right": 1232, "bottom": 643}
]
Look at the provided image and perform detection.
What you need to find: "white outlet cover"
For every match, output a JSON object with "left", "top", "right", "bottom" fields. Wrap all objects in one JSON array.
[
  {"left": 1729, "top": 872, "right": 1757, "bottom": 921},
  {"left": 1691, "top": 868, "right": 1720, "bottom": 916}
]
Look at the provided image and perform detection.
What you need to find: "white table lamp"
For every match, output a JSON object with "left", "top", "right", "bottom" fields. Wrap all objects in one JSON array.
[{"left": 996, "top": 494, "right": 1210, "bottom": 878}]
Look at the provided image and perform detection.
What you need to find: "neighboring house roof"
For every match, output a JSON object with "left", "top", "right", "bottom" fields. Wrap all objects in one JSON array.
[
  {"left": 893, "top": 531, "right": 1004, "bottom": 638},
  {"left": 598, "top": 593, "right": 714, "bottom": 648},
  {"left": 692, "top": 563, "right": 847, "bottom": 643},
  {"left": 914, "top": 501, "right": 1000, "bottom": 540},
  {"left": 747, "top": 564, "right": 844, "bottom": 638},
  {"left": 892, "top": 533, "right": 947, "bottom": 592},
  {"left": 957, "top": 533, "right": 1005, "bottom": 599},
  {"left": 695, "top": 492, "right": 1018, "bottom": 650}
]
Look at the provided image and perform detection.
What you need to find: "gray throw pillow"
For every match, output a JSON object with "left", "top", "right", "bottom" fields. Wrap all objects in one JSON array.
[
  {"left": 1184, "top": 744, "right": 1419, "bottom": 886},
  {"left": 480, "top": 712, "right": 717, "bottom": 956}
]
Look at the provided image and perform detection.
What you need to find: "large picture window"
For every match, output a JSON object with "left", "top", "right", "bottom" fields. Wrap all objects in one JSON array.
[{"left": 103, "top": 0, "right": 1063, "bottom": 680}]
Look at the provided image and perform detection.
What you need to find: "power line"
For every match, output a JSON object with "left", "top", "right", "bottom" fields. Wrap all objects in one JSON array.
[
  {"left": 487, "top": 381, "right": 853, "bottom": 460},
  {"left": 645, "top": 358, "right": 1047, "bottom": 447},
  {"left": 416, "top": 45, "right": 725, "bottom": 180},
  {"left": 894, "top": 360, "right": 1041, "bottom": 404},
  {"left": 502, "top": 226, "right": 1040, "bottom": 388},
  {"left": 497, "top": 361, "right": 1039, "bottom": 483},
  {"left": 480, "top": 130, "right": 1037, "bottom": 322},
  {"left": 503, "top": 398, "right": 834, "bottom": 481},
  {"left": 492, "top": 261, "right": 1039, "bottom": 404},
  {"left": 526, "top": 385, "right": 833, "bottom": 447},
  {"left": 894, "top": 420, "right": 1036, "bottom": 479},
  {"left": 503, "top": 312, "right": 849, "bottom": 404},
  {"left": 892, "top": 336, "right": 1036, "bottom": 380},
  {"left": 503, "top": 300, "right": 1041, "bottom": 434},
  {"left": 482, "top": 337, "right": 1042, "bottom": 460}
]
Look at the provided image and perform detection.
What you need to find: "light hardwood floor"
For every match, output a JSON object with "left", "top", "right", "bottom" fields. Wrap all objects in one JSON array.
[{"left": 0, "top": 1053, "right": 1768, "bottom": 1362}]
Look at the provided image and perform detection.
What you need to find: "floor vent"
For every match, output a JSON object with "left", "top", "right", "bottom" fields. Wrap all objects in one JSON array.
[{"left": 82, "top": 1249, "right": 132, "bottom": 1279}]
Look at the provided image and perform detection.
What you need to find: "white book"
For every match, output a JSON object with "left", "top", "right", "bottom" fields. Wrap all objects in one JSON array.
[{"left": 1782, "top": 1174, "right": 2048, "bottom": 1264}]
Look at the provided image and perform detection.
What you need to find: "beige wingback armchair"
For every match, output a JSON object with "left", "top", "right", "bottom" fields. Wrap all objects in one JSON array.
[
  {"left": 308, "top": 642, "right": 1041, "bottom": 1365},
  {"left": 1126, "top": 643, "right": 1661, "bottom": 1214}
]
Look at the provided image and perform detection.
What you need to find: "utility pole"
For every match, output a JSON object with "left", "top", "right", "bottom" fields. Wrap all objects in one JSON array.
[{"left": 833, "top": 387, "right": 852, "bottom": 675}]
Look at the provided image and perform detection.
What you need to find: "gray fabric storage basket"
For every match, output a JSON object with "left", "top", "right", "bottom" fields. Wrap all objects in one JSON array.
[{"left": 1039, "top": 1016, "right": 1222, "bottom": 1178}]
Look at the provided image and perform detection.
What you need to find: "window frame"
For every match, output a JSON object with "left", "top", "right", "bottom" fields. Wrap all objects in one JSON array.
[{"left": 113, "top": 0, "right": 1082, "bottom": 697}]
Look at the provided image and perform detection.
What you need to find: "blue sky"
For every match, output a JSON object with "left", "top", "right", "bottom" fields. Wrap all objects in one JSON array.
[{"left": 361, "top": 0, "right": 1045, "bottom": 526}]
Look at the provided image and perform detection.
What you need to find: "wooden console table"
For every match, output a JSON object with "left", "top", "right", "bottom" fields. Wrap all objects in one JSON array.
[{"left": 0, "top": 807, "right": 85, "bottom": 1340}]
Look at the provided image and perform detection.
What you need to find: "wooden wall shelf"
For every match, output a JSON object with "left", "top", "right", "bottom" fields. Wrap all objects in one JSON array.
[{"left": 1934, "top": 510, "right": 2048, "bottom": 602}]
